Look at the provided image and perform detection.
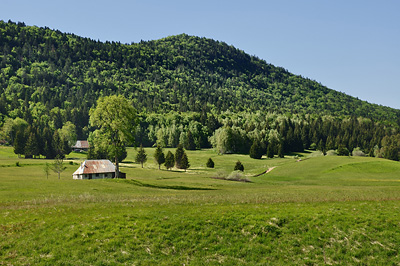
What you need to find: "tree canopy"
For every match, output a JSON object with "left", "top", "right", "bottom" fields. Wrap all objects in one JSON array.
[{"left": 89, "top": 95, "right": 137, "bottom": 177}]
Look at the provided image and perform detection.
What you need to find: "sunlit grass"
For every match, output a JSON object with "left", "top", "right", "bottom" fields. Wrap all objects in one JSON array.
[{"left": 1, "top": 146, "right": 400, "bottom": 264}]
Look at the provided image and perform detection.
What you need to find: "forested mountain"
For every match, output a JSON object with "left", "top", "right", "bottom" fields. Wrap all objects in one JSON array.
[
  {"left": 1, "top": 20, "right": 399, "bottom": 121},
  {"left": 0, "top": 20, "right": 399, "bottom": 161}
]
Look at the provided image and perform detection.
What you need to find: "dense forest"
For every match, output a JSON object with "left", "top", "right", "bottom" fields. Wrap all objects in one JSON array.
[{"left": 0, "top": 20, "right": 399, "bottom": 161}]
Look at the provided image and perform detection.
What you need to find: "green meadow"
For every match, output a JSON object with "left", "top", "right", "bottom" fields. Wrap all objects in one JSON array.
[{"left": 1, "top": 146, "right": 400, "bottom": 265}]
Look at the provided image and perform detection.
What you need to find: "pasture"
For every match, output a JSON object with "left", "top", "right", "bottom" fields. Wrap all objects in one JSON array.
[{"left": 1, "top": 146, "right": 400, "bottom": 265}]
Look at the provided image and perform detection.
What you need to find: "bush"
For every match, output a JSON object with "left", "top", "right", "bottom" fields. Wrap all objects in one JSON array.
[
  {"left": 234, "top": 161, "right": 244, "bottom": 171},
  {"left": 15, "top": 161, "right": 20, "bottom": 167},
  {"left": 216, "top": 170, "right": 227, "bottom": 178},
  {"left": 309, "top": 143, "right": 317, "bottom": 150},
  {"left": 352, "top": 147, "right": 366, "bottom": 157},
  {"left": 309, "top": 151, "right": 324, "bottom": 157},
  {"left": 206, "top": 158, "right": 214, "bottom": 168},
  {"left": 227, "top": 171, "right": 244, "bottom": 180},
  {"left": 326, "top": 150, "right": 337, "bottom": 156}
]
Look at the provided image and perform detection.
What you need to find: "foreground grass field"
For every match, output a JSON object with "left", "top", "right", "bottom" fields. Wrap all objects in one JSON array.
[{"left": 1, "top": 146, "right": 400, "bottom": 265}]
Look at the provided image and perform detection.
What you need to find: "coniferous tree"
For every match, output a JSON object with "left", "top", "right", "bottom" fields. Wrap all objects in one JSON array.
[
  {"left": 337, "top": 145, "right": 349, "bottom": 156},
  {"left": 154, "top": 145, "right": 165, "bottom": 170},
  {"left": 249, "top": 140, "right": 263, "bottom": 159},
  {"left": 13, "top": 130, "right": 26, "bottom": 158},
  {"left": 278, "top": 143, "right": 284, "bottom": 158},
  {"left": 385, "top": 145, "right": 399, "bottom": 161},
  {"left": 234, "top": 161, "right": 244, "bottom": 171},
  {"left": 53, "top": 131, "right": 65, "bottom": 159},
  {"left": 180, "top": 152, "right": 190, "bottom": 172},
  {"left": 206, "top": 158, "right": 214, "bottom": 168},
  {"left": 42, "top": 127, "right": 56, "bottom": 159},
  {"left": 25, "top": 131, "right": 39, "bottom": 159},
  {"left": 266, "top": 143, "right": 274, "bottom": 158},
  {"left": 317, "top": 139, "right": 325, "bottom": 153},
  {"left": 175, "top": 143, "right": 185, "bottom": 169},
  {"left": 164, "top": 151, "right": 175, "bottom": 170},
  {"left": 186, "top": 130, "right": 196, "bottom": 150},
  {"left": 135, "top": 145, "right": 147, "bottom": 168}
]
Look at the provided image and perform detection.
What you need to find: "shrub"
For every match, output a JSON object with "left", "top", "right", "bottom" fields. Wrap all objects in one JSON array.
[
  {"left": 309, "top": 151, "right": 324, "bottom": 157},
  {"left": 227, "top": 171, "right": 250, "bottom": 182},
  {"left": 216, "top": 170, "right": 227, "bottom": 178},
  {"left": 309, "top": 143, "right": 317, "bottom": 150},
  {"left": 352, "top": 147, "right": 366, "bottom": 157},
  {"left": 227, "top": 171, "right": 243, "bottom": 180},
  {"left": 206, "top": 158, "right": 214, "bottom": 168},
  {"left": 234, "top": 161, "right": 244, "bottom": 171},
  {"left": 326, "top": 150, "right": 337, "bottom": 156},
  {"left": 15, "top": 161, "right": 20, "bottom": 167}
]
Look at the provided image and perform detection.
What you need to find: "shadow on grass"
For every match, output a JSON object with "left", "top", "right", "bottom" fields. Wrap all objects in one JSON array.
[
  {"left": 116, "top": 179, "right": 216, "bottom": 191},
  {"left": 210, "top": 176, "right": 252, "bottom": 183}
]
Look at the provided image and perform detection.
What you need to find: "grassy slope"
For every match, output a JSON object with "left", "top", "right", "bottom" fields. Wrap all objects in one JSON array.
[{"left": 1, "top": 146, "right": 400, "bottom": 265}]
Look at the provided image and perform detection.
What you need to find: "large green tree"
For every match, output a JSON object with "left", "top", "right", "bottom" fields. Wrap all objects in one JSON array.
[{"left": 89, "top": 95, "right": 137, "bottom": 178}]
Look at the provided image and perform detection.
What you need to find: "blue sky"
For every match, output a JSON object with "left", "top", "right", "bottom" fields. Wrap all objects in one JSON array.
[{"left": 2, "top": 0, "right": 399, "bottom": 109}]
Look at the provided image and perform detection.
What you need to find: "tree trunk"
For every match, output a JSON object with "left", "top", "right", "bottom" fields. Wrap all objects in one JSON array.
[
  {"left": 115, "top": 153, "right": 119, "bottom": 178},
  {"left": 114, "top": 136, "right": 119, "bottom": 178}
]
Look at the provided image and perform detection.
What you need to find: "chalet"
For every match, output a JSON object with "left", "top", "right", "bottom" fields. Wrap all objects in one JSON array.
[
  {"left": 72, "top": 140, "right": 90, "bottom": 152},
  {"left": 73, "top": 159, "right": 125, "bottom": 179}
]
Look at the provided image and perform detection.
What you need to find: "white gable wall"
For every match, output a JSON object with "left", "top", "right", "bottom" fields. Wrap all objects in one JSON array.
[{"left": 73, "top": 172, "right": 114, "bottom": 180}]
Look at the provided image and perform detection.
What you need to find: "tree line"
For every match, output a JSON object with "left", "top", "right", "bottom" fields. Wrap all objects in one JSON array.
[
  {"left": 0, "top": 104, "right": 398, "bottom": 164},
  {"left": 1, "top": 106, "right": 399, "bottom": 161}
]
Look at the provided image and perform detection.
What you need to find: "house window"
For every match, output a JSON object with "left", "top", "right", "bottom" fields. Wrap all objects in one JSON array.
[{"left": 96, "top": 173, "right": 100, "bottom": 177}]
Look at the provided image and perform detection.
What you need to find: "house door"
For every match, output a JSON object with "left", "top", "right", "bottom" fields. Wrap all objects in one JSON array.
[{"left": 89, "top": 174, "right": 92, "bottom": 179}]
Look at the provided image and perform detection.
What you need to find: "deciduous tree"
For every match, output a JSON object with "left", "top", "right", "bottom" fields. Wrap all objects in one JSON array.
[
  {"left": 89, "top": 95, "right": 137, "bottom": 178},
  {"left": 51, "top": 155, "right": 66, "bottom": 179}
]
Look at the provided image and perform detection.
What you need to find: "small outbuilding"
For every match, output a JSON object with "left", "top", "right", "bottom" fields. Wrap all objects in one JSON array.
[
  {"left": 73, "top": 159, "right": 125, "bottom": 179},
  {"left": 72, "top": 140, "right": 90, "bottom": 152}
]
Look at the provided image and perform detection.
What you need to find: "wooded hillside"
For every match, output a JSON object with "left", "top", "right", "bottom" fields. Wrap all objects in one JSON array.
[
  {"left": 1, "top": 20, "right": 399, "bottom": 123},
  {"left": 0, "top": 20, "right": 399, "bottom": 161}
]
